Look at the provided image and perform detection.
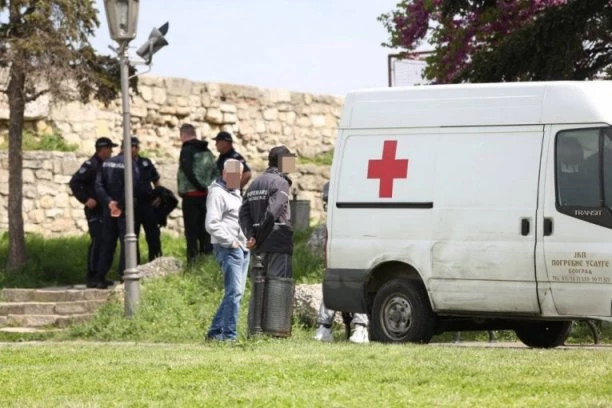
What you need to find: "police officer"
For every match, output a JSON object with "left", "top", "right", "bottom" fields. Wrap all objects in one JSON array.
[
  {"left": 239, "top": 145, "right": 295, "bottom": 335},
  {"left": 69, "top": 137, "right": 118, "bottom": 288},
  {"left": 214, "top": 131, "right": 252, "bottom": 190},
  {"left": 132, "top": 137, "right": 163, "bottom": 262},
  {"left": 94, "top": 138, "right": 140, "bottom": 287}
]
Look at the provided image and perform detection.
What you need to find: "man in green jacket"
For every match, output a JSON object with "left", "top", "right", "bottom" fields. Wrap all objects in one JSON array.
[{"left": 177, "top": 123, "right": 218, "bottom": 263}]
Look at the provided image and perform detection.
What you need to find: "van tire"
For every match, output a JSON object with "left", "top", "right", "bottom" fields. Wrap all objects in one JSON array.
[
  {"left": 514, "top": 321, "right": 572, "bottom": 348},
  {"left": 370, "top": 279, "right": 436, "bottom": 343}
]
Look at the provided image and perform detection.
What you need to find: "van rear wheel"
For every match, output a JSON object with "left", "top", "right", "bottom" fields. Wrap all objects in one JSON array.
[
  {"left": 514, "top": 321, "right": 572, "bottom": 348},
  {"left": 371, "top": 279, "right": 436, "bottom": 343}
]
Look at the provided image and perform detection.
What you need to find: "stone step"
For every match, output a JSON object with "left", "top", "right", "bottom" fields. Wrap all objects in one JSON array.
[
  {"left": 6, "top": 313, "right": 93, "bottom": 328},
  {"left": 0, "top": 327, "right": 62, "bottom": 334},
  {"left": 0, "top": 300, "right": 107, "bottom": 316},
  {"left": 1, "top": 287, "right": 113, "bottom": 303}
]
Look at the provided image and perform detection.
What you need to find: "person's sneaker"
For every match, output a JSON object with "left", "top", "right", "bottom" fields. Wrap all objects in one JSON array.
[
  {"left": 349, "top": 324, "right": 369, "bottom": 344},
  {"left": 314, "top": 325, "right": 333, "bottom": 342}
]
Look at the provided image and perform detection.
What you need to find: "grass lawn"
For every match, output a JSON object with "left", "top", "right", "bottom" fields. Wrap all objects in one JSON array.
[
  {"left": 1, "top": 231, "right": 611, "bottom": 407},
  {"left": 0, "top": 340, "right": 610, "bottom": 407}
]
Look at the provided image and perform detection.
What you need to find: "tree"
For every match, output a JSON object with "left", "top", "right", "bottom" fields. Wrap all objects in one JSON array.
[
  {"left": 379, "top": 0, "right": 612, "bottom": 83},
  {"left": 0, "top": 0, "right": 128, "bottom": 272}
]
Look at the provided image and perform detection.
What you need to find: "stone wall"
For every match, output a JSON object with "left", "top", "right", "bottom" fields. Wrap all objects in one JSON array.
[
  {"left": 0, "top": 151, "right": 330, "bottom": 237},
  {"left": 0, "top": 75, "right": 341, "bottom": 236},
  {"left": 0, "top": 75, "right": 343, "bottom": 165}
]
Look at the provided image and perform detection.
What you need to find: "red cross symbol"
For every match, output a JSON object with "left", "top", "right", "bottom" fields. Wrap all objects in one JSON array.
[{"left": 367, "top": 140, "right": 409, "bottom": 198}]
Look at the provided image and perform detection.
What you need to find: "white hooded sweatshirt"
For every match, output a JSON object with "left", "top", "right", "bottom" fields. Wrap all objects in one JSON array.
[{"left": 205, "top": 179, "right": 247, "bottom": 249}]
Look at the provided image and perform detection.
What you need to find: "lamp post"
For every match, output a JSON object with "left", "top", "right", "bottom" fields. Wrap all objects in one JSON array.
[{"left": 103, "top": 0, "right": 140, "bottom": 317}]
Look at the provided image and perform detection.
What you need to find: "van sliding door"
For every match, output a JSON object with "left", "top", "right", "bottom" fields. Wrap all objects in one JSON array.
[{"left": 430, "top": 126, "right": 544, "bottom": 314}]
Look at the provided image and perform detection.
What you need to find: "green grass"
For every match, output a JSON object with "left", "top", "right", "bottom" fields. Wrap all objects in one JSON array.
[
  {"left": 0, "top": 131, "right": 78, "bottom": 152},
  {"left": 0, "top": 228, "right": 323, "bottom": 288},
  {"left": 0, "top": 231, "right": 187, "bottom": 287},
  {"left": 1, "top": 230, "right": 611, "bottom": 407},
  {"left": 1, "top": 229, "right": 610, "bottom": 346},
  {"left": 298, "top": 149, "right": 334, "bottom": 166},
  {"left": 0, "top": 341, "right": 610, "bottom": 407}
]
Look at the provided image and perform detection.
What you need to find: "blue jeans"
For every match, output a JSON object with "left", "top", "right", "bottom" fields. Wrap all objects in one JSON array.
[{"left": 207, "top": 244, "right": 250, "bottom": 341}]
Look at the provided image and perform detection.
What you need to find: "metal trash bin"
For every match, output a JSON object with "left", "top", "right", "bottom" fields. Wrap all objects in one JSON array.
[
  {"left": 249, "top": 255, "right": 266, "bottom": 336},
  {"left": 290, "top": 200, "right": 310, "bottom": 231},
  {"left": 262, "top": 276, "right": 295, "bottom": 337}
]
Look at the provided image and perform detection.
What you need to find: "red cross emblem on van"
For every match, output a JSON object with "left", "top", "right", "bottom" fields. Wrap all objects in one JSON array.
[{"left": 367, "top": 140, "right": 409, "bottom": 198}]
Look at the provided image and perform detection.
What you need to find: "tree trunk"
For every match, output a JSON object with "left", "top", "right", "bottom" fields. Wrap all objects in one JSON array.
[{"left": 6, "top": 62, "right": 27, "bottom": 273}]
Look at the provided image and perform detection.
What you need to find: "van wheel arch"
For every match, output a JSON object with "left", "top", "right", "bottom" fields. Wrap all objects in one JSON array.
[
  {"left": 365, "top": 261, "right": 427, "bottom": 311},
  {"left": 366, "top": 262, "right": 437, "bottom": 343}
]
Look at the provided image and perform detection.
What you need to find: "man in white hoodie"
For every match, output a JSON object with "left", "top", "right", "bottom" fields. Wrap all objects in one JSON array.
[{"left": 205, "top": 159, "right": 249, "bottom": 341}]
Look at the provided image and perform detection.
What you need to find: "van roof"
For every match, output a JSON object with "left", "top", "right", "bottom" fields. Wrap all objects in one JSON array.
[{"left": 340, "top": 81, "right": 612, "bottom": 129}]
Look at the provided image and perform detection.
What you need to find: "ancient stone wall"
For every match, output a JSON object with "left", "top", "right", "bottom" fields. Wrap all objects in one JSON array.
[
  {"left": 0, "top": 76, "right": 340, "bottom": 236},
  {"left": 0, "top": 75, "right": 342, "bottom": 164},
  {"left": 0, "top": 151, "right": 329, "bottom": 237}
]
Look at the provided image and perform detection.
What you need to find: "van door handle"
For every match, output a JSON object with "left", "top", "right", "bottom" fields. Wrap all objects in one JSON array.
[
  {"left": 544, "top": 218, "right": 553, "bottom": 236},
  {"left": 521, "top": 218, "right": 530, "bottom": 236}
]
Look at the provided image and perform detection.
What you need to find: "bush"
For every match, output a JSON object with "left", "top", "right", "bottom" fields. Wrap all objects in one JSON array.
[{"left": 298, "top": 149, "right": 333, "bottom": 166}]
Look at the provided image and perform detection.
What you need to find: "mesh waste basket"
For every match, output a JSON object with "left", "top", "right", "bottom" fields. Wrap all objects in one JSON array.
[{"left": 262, "top": 277, "right": 295, "bottom": 337}]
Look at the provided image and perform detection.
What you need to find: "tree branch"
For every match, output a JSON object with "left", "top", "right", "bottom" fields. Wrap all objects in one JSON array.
[{"left": 24, "top": 88, "right": 48, "bottom": 103}]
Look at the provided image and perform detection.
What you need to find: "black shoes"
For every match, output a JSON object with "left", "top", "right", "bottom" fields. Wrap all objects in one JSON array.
[{"left": 86, "top": 279, "right": 114, "bottom": 289}]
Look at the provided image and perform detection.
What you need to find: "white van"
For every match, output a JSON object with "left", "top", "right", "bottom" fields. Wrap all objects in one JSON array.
[{"left": 323, "top": 81, "right": 612, "bottom": 348}]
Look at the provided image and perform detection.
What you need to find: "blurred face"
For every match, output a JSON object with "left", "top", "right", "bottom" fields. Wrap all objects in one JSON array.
[
  {"left": 279, "top": 155, "right": 296, "bottom": 173},
  {"left": 222, "top": 160, "right": 242, "bottom": 189},
  {"left": 98, "top": 146, "right": 113, "bottom": 160},
  {"left": 215, "top": 140, "right": 231, "bottom": 154},
  {"left": 131, "top": 144, "right": 139, "bottom": 159}
]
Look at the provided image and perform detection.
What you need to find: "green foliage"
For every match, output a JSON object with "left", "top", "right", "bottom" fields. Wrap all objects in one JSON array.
[
  {"left": 379, "top": 0, "right": 612, "bottom": 83},
  {"left": 22, "top": 131, "right": 78, "bottom": 152},
  {"left": 0, "top": 1, "right": 133, "bottom": 106},
  {"left": 0, "top": 232, "right": 187, "bottom": 288},
  {"left": 0, "top": 131, "right": 78, "bottom": 151},
  {"left": 298, "top": 149, "right": 333, "bottom": 166},
  {"left": 0, "top": 232, "right": 87, "bottom": 287},
  {"left": 292, "top": 227, "right": 324, "bottom": 283}
]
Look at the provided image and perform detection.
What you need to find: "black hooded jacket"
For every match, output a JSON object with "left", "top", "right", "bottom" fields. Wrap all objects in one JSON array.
[{"left": 239, "top": 167, "right": 293, "bottom": 254}]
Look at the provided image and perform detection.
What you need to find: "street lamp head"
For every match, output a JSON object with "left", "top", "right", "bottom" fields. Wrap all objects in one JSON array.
[{"left": 104, "top": 0, "right": 140, "bottom": 42}]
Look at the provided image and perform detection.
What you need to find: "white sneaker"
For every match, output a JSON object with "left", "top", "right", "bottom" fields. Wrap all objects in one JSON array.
[
  {"left": 349, "top": 325, "right": 369, "bottom": 344},
  {"left": 314, "top": 325, "right": 333, "bottom": 342}
]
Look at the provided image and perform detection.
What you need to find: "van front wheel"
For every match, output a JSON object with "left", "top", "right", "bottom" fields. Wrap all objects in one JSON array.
[
  {"left": 514, "top": 321, "right": 572, "bottom": 348},
  {"left": 370, "top": 279, "right": 436, "bottom": 343}
]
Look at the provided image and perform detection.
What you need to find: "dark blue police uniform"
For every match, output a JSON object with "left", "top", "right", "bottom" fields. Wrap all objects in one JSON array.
[{"left": 69, "top": 154, "right": 104, "bottom": 285}]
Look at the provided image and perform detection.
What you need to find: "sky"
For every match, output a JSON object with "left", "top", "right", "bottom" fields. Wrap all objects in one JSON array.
[{"left": 90, "top": 0, "right": 405, "bottom": 97}]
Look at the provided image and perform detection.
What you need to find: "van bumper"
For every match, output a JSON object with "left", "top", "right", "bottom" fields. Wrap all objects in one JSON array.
[{"left": 323, "top": 268, "right": 369, "bottom": 313}]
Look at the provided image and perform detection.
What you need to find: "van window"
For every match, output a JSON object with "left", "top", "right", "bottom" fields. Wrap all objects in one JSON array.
[{"left": 555, "top": 126, "right": 612, "bottom": 228}]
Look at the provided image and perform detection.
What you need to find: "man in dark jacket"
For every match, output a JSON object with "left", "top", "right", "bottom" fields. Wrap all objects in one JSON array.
[
  {"left": 239, "top": 145, "right": 295, "bottom": 335},
  {"left": 69, "top": 137, "right": 118, "bottom": 287},
  {"left": 177, "top": 124, "right": 218, "bottom": 263},
  {"left": 94, "top": 138, "right": 142, "bottom": 287},
  {"left": 132, "top": 137, "right": 163, "bottom": 262}
]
